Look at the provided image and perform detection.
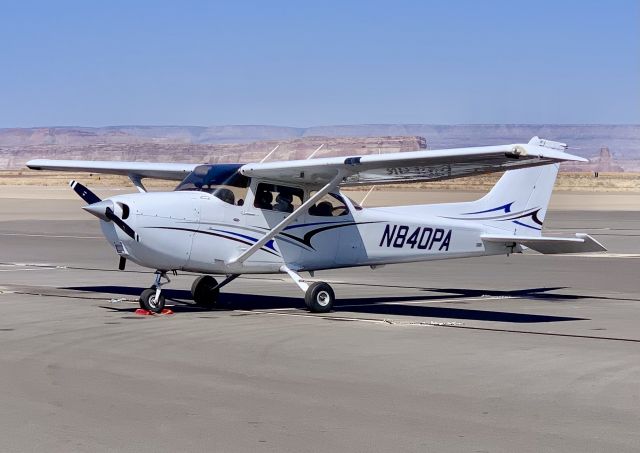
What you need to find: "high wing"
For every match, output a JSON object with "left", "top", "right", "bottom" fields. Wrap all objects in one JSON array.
[
  {"left": 240, "top": 138, "right": 587, "bottom": 187},
  {"left": 26, "top": 159, "right": 197, "bottom": 181},
  {"left": 26, "top": 137, "right": 586, "bottom": 187}
]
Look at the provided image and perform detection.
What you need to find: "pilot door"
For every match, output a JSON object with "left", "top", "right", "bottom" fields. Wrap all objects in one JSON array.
[
  {"left": 188, "top": 190, "right": 248, "bottom": 271},
  {"left": 243, "top": 181, "right": 304, "bottom": 264}
]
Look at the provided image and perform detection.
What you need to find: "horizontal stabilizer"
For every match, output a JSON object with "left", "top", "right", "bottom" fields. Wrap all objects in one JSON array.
[{"left": 481, "top": 233, "right": 606, "bottom": 254}]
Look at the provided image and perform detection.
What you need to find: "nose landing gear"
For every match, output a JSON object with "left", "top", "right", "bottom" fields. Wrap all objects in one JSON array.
[{"left": 139, "top": 271, "right": 171, "bottom": 313}]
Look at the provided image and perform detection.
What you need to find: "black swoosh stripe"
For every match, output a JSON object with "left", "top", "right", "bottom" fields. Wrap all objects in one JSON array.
[
  {"left": 150, "top": 221, "right": 382, "bottom": 255},
  {"left": 147, "top": 227, "right": 281, "bottom": 257},
  {"left": 504, "top": 209, "right": 543, "bottom": 226},
  {"left": 281, "top": 221, "right": 381, "bottom": 249}
]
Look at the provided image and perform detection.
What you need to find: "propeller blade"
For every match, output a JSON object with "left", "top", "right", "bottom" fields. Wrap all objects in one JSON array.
[
  {"left": 105, "top": 207, "right": 138, "bottom": 241},
  {"left": 69, "top": 180, "right": 101, "bottom": 205}
]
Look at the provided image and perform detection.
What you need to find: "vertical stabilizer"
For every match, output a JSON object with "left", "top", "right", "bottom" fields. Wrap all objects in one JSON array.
[{"left": 457, "top": 163, "right": 560, "bottom": 235}]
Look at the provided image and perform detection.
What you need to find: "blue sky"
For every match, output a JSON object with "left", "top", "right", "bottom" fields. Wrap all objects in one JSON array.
[{"left": 1, "top": 0, "right": 638, "bottom": 127}]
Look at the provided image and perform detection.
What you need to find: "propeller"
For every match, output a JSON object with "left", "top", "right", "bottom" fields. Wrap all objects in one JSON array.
[
  {"left": 69, "top": 180, "right": 101, "bottom": 205},
  {"left": 70, "top": 180, "right": 138, "bottom": 241}
]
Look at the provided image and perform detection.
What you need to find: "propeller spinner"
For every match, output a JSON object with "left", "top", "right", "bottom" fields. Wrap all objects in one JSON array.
[{"left": 70, "top": 180, "right": 138, "bottom": 241}]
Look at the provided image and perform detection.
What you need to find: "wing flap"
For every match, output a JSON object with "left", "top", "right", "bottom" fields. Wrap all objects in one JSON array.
[
  {"left": 481, "top": 233, "right": 606, "bottom": 254},
  {"left": 26, "top": 159, "right": 198, "bottom": 181}
]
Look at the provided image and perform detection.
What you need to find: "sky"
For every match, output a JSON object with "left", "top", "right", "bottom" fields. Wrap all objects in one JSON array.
[{"left": 1, "top": 0, "right": 638, "bottom": 127}]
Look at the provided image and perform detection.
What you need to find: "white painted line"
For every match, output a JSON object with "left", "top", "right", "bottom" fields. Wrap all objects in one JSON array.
[
  {"left": 555, "top": 253, "right": 640, "bottom": 258},
  {"left": 336, "top": 295, "right": 517, "bottom": 308},
  {"left": 0, "top": 268, "right": 46, "bottom": 272},
  {"left": 236, "top": 309, "right": 470, "bottom": 328},
  {"left": 0, "top": 262, "right": 67, "bottom": 268},
  {"left": 0, "top": 233, "right": 102, "bottom": 239},
  {"left": 547, "top": 228, "right": 612, "bottom": 232},
  {"left": 236, "top": 309, "right": 391, "bottom": 325}
]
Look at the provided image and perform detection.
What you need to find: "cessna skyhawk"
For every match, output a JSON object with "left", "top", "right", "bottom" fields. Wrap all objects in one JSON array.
[{"left": 26, "top": 137, "right": 605, "bottom": 313}]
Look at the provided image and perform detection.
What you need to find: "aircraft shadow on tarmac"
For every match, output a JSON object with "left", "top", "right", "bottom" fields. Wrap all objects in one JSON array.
[{"left": 64, "top": 285, "right": 588, "bottom": 324}]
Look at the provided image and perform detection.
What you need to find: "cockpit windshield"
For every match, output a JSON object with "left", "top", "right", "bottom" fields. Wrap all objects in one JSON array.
[{"left": 175, "top": 164, "right": 249, "bottom": 206}]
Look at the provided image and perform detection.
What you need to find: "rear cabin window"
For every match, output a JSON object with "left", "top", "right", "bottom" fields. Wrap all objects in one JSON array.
[{"left": 254, "top": 183, "right": 304, "bottom": 213}]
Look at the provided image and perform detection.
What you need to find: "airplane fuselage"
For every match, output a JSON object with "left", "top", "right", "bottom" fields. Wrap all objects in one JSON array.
[{"left": 100, "top": 190, "right": 511, "bottom": 275}]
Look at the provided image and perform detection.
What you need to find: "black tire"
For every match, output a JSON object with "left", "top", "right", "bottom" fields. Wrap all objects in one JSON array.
[
  {"left": 191, "top": 275, "right": 220, "bottom": 309},
  {"left": 139, "top": 288, "right": 165, "bottom": 313},
  {"left": 304, "top": 282, "right": 335, "bottom": 313}
]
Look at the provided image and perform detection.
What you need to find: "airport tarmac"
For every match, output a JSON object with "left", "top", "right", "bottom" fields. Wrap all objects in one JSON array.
[{"left": 0, "top": 194, "right": 639, "bottom": 452}]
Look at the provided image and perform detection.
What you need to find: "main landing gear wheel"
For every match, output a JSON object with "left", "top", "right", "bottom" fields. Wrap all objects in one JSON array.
[
  {"left": 139, "top": 288, "right": 165, "bottom": 313},
  {"left": 191, "top": 276, "right": 220, "bottom": 309},
  {"left": 305, "top": 282, "right": 335, "bottom": 313}
]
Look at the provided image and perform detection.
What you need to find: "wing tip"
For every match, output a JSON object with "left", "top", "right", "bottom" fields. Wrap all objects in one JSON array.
[{"left": 26, "top": 159, "right": 42, "bottom": 170}]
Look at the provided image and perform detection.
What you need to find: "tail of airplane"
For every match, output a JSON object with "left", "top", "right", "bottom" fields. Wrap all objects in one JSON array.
[
  {"left": 460, "top": 163, "right": 560, "bottom": 235},
  {"left": 377, "top": 136, "right": 606, "bottom": 254},
  {"left": 436, "top": 162, "right": 605, "bottom": 253}
]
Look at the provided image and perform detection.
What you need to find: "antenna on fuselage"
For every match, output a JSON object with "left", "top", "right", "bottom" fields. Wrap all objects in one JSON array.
[{"left": 259, "top": 144, "right": 280, "bottom": 163}]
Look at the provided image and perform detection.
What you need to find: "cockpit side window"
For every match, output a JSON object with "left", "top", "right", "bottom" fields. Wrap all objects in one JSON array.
[
  {"left": 308, "top": 193, "right": 349, "bottom": 217},
  {"left": 175, "top": 164, "right": 249, "bottom": 206}
]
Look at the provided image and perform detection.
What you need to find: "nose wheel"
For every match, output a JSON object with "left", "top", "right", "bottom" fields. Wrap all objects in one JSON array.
[
  {"left": 139, "top": 271, "right": 170, "bottom": 313},
  {"left": 139, "top": 288, "right": 165, "bottom": 313}
]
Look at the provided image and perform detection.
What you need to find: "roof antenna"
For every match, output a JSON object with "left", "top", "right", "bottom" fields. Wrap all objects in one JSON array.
[
  {"left": 259, "top": 144, "right": 280, "bottom": 163},
  {"left": 306, "top": 143, "right": 325, "bottom": 160}
]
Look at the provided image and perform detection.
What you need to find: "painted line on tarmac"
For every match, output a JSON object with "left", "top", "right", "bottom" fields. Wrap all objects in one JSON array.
[
  {"left": 243, "top": 309, "right": 640, "bottom": 343},
  {"left": 436, "top": 324, "right": 640, "bottom": 343},
  {"left": 234, "top": 309, "right": 391, "bottom": 325},
  {"left": 555, "top": 253, "right": 640, "bottom": 258},
  {"left": 0, "top": 233, "right": 102, "bottom": 239},
  {"left": 0, "top": 268, "right": 49, "bottom": 272},
  {"left": 336, "top": 295, "right": 516, "bottom": 308}
]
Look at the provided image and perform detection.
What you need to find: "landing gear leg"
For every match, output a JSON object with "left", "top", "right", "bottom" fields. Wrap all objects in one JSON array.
[
  {"left": 281, "top": 266, "right": 335, "bottom": 313},
  {"left": 139, "top": 270, "right": 170, "bottom": 313},
  {"left": 191, "top": 274, "right": 239, "bottom": 309}
]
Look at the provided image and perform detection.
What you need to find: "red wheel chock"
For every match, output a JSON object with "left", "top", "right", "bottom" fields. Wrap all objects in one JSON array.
[{"left": 134, "top": 308, "right": 174, "bottom": 316}]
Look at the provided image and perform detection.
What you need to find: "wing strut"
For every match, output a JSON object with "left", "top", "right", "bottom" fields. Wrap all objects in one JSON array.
[
  {"left": 128, "top": 174, "right": 147, "bottom": 193},
  {"left": 228, "top": 170, "right": 345, "bottom": 266}
]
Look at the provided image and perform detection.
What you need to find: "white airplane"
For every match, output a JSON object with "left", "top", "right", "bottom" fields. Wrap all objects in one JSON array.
[{"left": 26, "top": 137, "right": 605, "bottom": 313}]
